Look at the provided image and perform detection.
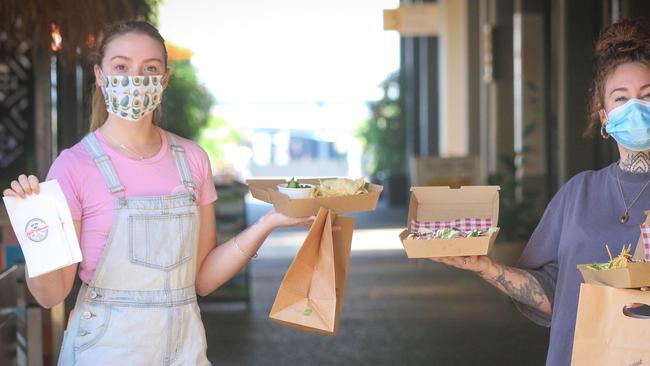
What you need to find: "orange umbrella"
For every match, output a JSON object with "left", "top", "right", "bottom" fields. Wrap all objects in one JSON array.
[{"left": 165, "top": 41, "right": 193, "bottom": 61}]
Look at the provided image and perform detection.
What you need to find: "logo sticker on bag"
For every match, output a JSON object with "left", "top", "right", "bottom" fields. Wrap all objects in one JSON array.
[{"left": 25, "top": 218, "right": 49, "bottom": 242}]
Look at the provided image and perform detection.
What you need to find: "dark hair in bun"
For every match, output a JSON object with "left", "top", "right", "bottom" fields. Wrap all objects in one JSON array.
[{"left": 586, "top": 17, "right": 650, "bottom": 137}]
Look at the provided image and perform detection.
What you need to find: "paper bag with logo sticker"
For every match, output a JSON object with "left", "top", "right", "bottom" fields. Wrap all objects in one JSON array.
[
  {"left": 2, "top": 180, "right": 82, "bottom": 277},
  {"left": 269, "top": 207, "right": 354, "bottom": 336},
  {"left": 571, "top": 283, "right": 650, "bottom": 365}
]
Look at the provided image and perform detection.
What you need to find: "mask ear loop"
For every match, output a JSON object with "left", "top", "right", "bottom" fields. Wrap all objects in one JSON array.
[
  {"left": 601, "top": 109, "right": 611, "bottom": 139},
  {"left": 97, "top": 68, "right": 109, "bottom": 99}
]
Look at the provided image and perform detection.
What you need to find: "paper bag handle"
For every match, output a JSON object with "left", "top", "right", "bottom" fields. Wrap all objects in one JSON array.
[
  {"left": 584, "top": 284, "right": 650, "bottom": 323},
  {"left": 623, "top": 303, "right": 650, "bottom": 319}
]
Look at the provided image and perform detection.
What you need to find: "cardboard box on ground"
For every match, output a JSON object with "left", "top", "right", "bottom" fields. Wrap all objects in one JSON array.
[{"left": 399, "top": 186, "right": 501, "bottom": 258}]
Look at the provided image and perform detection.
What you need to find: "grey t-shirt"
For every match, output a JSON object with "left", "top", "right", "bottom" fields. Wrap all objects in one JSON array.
[{"left": 515, "top": 162, "right": 650, "bottom": 366}]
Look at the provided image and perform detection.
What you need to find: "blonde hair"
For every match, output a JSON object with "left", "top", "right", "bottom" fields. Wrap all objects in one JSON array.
[{"left": 89, "top": 20, "right": 168, "bottom": 132}]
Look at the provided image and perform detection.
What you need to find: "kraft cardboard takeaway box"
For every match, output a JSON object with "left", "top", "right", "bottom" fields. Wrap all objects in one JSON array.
[
  {"left": 400, "top": 186, "right": 499, "bottom": 258},
  {"left": 399, "top": 186, "right": 500, "bottom": 258},
  {"left": 246, "top": 178, "right": 383, "bottom": 217},
  {"left": 577, "top": 210, "right": 650, "bottom": 289}
]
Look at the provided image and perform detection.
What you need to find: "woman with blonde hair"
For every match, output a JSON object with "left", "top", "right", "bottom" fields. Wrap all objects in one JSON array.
[{"left": 4, "top": 20, "right": 312, "bottom": 365}]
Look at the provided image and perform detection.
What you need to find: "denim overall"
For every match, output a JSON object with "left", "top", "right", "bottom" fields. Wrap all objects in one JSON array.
[{"left": 57, "top": 132, "right": 210, "bottom": 365}]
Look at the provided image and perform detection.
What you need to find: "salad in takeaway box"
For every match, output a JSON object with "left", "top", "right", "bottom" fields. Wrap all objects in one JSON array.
[
  {"left": 577, "top": 226, "right": 650, "bottom": 289},
  {"left": 246, "top": 177, "right": 383, "bottom": 217},
  {"left": 399, "top": 186, "right": 501, "bottom": 258}
]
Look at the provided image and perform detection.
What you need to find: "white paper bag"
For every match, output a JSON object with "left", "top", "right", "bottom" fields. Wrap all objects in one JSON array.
[{"left": 2, "top": 180, "right": 82, "bottom": 277}]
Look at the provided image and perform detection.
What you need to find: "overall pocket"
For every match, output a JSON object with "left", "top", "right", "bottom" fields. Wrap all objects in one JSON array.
[{"left": 128, "top": 212, "right": 195, "bottom": 270}]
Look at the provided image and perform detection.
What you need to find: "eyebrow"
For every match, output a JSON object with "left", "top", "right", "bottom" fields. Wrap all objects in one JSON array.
[
  {"left": 609, "top": 84, "right": 650, "bottom": 96},
  {"left": 143, "top": 58, "right": 164, "bottom": 64},
  {"left": 110, "top": 56, "right": 163, "bottom": 63}
]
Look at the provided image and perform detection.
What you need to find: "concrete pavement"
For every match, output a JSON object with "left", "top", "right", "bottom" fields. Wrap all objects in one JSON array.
[{"left": 200, "top": 198, "right": 550, "bottom": 365}]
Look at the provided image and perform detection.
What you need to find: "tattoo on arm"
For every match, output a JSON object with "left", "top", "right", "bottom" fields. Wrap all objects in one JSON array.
[
  {"left": 620, "top": 152, "right": 650, "bottom": 174},
  {"left": 482, "top": 266, "right": 551, "bottom": 313}
]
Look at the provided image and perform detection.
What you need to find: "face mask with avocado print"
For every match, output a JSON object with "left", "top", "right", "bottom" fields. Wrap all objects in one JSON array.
[{"left": 100, "top": 70, "right": 164, "bottom": 122}]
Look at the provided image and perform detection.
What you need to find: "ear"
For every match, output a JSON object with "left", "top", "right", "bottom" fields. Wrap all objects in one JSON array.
[
  {"left": 162, "top": 67, "right": 172, "bottom": 90},
  {"left": 598, "top": 106, "right": 608, "bottom": 127},
  {"left": 93, "top": 65, "right": 105, "bottom": 87}
]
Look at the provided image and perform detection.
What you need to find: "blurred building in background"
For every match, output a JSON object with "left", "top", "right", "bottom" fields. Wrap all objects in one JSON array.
[{"left": 393, "top": 0, "right": 650, "bottom": 236}]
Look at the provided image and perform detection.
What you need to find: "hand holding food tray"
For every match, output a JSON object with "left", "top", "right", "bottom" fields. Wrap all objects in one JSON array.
[
  {"left": 399, "top": 186, "right": 501, "bottom": 258},
  {"left": 247, "top": 177, "right": 383, "bottom": 217},
  {"left": 247, "top": 178, "right": 377, "bottom": 335}
]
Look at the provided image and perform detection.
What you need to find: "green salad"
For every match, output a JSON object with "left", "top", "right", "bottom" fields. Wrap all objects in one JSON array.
[{"left": 287, "top": 177, "right": 311, "bottom": 189}]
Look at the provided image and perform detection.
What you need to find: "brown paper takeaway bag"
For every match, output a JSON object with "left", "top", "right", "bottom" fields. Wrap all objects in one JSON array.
[
  {"left": 269, "top": 207, "right": 354, "bottom": 336},
  {"left": 572, "top": 283, "right": 650, "bottom": 365}
]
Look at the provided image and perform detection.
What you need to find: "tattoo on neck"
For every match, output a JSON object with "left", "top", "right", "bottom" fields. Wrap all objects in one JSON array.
[{"left": 620, "top": 152, "right": 650, "bottom": 173}]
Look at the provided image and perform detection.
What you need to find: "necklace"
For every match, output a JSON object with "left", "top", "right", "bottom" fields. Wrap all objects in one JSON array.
[
  {"left": 103, "top": 130, "right": 151, "bottom": 160},
  {"left": 615, "top": 166, "right": 650, "bottom": 224}
]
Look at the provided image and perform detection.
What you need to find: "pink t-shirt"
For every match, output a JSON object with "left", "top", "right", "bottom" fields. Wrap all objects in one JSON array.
[{"left": 46, "top": 127, "right": 217, "bottom": 283}]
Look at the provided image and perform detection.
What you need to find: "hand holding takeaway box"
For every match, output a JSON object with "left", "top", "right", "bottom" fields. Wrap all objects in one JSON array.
[{"left": 2, "top": 180, "right": 82, "bottom": 277}]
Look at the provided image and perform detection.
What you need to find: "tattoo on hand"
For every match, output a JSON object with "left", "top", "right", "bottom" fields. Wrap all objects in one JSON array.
[
  {"left": 620, "top": 152, "right": 650, "bottom": 174},
  {"left": 487, "top": 267, "right": 548, "bottom": 310}
]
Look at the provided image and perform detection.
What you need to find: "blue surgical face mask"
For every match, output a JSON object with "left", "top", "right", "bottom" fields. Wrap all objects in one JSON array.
[{"left": 605, "top": 98, "right": 650, "bottom": 151}]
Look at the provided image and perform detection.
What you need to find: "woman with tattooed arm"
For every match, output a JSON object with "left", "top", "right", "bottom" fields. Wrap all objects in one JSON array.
[{"left": 431, "top": 18, "right": 650, "bottom": 366}]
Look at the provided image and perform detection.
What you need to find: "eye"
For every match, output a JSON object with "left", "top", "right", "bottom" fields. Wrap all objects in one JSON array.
[
  {"left": 614, "top": 96, "right": 628, "bottom": 102},
  {"left": 145, "top": 65, "right": 159, "bottom": 73},
  {"left": 113, "top": 64, "right": 127, "bottom": 72},
  {"left": 643, "top": 93, "right": 650, "bottom": 99}
]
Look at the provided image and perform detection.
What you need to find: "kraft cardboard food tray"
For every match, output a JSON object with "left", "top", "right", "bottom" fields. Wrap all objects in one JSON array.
[
  {"left": 577, "top": 262, "right": 650, "bottom": 289},
  {"left": 399, "top": 186, "right": 500, "bottom": 258},
  {"left": 578, "top": 217, "right": 650, "bottom": 288},
  {"left": 246, "top": 178, "right": 383, "bottom": 217}
]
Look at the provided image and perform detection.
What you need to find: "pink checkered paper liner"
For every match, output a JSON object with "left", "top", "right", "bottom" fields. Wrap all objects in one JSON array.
[
  {"left": 640, "top": 224, "right": 650, "bottom": 260},
  {"left": 411, "top": 218, "right": 493, "bottom": 233}
]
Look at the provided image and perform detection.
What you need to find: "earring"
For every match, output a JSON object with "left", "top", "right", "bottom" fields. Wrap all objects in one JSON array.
[{"left": 601, "top": 125, "right": 610, "bottom": 139}]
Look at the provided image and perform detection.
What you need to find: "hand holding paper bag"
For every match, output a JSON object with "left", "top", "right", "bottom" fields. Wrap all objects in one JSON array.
[
  {"left": 2, "top": 180, "right": 82, "bottom": 277},
  {"left": 269, "top": 207, "right": 354, "bottom": 336},
  {"left": 3, "top": 174, "right": 40, "bottom": 198}
]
